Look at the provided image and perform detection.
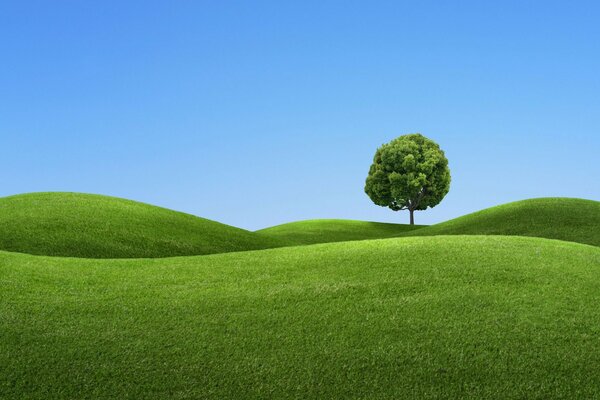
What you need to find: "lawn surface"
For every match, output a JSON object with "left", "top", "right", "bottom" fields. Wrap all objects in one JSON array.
[
  {"left": 2, "top": 193, "right": 600, "bottom": 399},
  {"left": 0, "top": 192, "right": 283, "bottom": 258},
  {"left": 2, "top": 194, "right": 597, "bottom": 260},
  {"left": 256, "top": 219, "right": 424, "bottom": 245},
  {"left": 2, "top": 235, "right": 600, "bottom": 399},
  {"left": 401, "top": 198, "right": 600, "bottom": 246}
]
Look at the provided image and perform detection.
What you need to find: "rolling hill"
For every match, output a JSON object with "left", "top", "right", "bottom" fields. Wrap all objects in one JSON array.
[
  {"left": 0, "top": 194, "right": 597, "bottom": 260},
  {"left": 2, "top": 194, "right": 597, "bottom": 259},
  {"left": 2, "top": 235, "right": 600, "bottom": 399},
  {"left": 256, "top": 219, "right": 424, "bottom": 245},
  {"left": 400, "top": 197, "right": 600, "bottom": 246},
  {"left": 0, "top": 192, "right": 283, "bottom": 258}
]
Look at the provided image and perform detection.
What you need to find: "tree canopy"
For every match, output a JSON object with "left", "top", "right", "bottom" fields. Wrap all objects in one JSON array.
[{"left": 364, "top": 133, "right": 450, "bottom": 224}]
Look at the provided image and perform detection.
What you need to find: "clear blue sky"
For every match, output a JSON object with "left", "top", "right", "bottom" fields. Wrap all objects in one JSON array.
[{"left": 1, "top": 1, "right": 599, "bottom": 229}]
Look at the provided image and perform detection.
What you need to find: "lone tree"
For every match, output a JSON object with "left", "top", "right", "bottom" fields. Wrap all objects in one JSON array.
[{"left": 364, "top": 133, "right": 450, "bottom": 225}]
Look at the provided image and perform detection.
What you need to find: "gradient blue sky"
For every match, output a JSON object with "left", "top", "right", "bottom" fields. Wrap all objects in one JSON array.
[{"left": 1, "top": 1, "right": 599, "bottom": 229}]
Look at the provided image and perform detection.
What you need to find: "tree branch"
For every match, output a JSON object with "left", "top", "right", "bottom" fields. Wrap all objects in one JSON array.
[
  {"left": 390, "top": 200, "right": 408, "bottom": 211},
  {"left": 412, "top": 188, "right": 426, "bottom": 209}
]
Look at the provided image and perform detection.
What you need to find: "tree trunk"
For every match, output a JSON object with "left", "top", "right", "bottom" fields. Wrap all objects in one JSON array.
[{"left": 409, "top": 209, "right": 414, "bottom": 225}]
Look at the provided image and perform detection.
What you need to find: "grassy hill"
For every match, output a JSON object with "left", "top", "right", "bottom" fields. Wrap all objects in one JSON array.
[
  {"left": 256, "top": 219, "right": 424, "bottom": 245},
  {"left": 2, "top": 235, "right": 600, "bottom": 399},
  {"left": 2, "top": 194, "right": 596, "bottom": 259},
  {"left": 401, "top": 197, "right": 600, "bottom": 246},
  {"left": 256, "top": 198, "right": 599, "bottom": 248},
  {"left": 0, "top": 192, "right": 282, "bottom": 258}
]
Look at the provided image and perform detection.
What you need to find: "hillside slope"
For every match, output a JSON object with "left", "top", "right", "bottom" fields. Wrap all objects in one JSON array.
[
  {"left": 401, "top": 197, "right": 600, "bottom": 246},
  {"left": 2, "top": 236, "right": 600, "bottom": 399},
  {"left": 0, "top": 192, "right": 282, "bottom": 258},
  {"left": 256, "top": 219, "right": 423, "bottom": 245}
]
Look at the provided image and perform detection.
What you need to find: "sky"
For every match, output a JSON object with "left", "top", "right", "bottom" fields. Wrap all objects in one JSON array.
[{"left": 1, "top": 1, "right": 599, "bottom": 230}]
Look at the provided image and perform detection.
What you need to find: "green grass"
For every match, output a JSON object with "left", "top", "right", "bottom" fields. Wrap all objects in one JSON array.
[
  {"left": 2, "top": 193, "right": 600, "bottom": 398},
  {"left": 256, "top": 219, "right": 424, "bottom": 245},
  {"left": 2, "top": 235, "right": 600, "bottom": 399},
  {"left": 401, "top": 198, "right": 600, "bottom": 247},
  {"left": 3, "top": 194, "right": 596, "bottom": 260},
  {"left": 0, "top": 192, "right": 283, "bottom": 258}
]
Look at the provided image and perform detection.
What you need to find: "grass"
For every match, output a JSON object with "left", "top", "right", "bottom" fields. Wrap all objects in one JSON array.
[
  {"left": 2, "top": 235, "right": 600, "bottom": 399},
  {"left": 2, "top": 193, "right": 600, "bottom": 398},
  {"left": 0, "top": 192, "right": 283, "bottom": 258},
  {"left": 2, "top": 194, "right": 596, "bottom": 259},
  {"left": 256, "top": 219, "right": 424, "bottom": 245},
  {"left": 400, "top": 198, "right": 600, "bottom": 247}
]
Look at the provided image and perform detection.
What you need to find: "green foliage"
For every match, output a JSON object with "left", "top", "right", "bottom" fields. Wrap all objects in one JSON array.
[
  {"left": 365, "top": 133, "right": 450, "bottom": 223},
  {"left": 2, "top": 236, "right": 600, "bottom": 399},
  {"left": 256, "top": 219, "right": 424, "bottom": 245},
  {"left": 0, "top": 192, "right": 284, "bottom": 258},
  {"left": 400, "top": 197, "right": 600, "bottom": 247}
]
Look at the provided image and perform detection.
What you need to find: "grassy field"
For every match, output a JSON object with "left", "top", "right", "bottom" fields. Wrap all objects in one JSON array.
[
  {"left": 2, "top": 194, "right": 596, "bottom": 260},
  {"left": 2, "top": 236, "right": 600, "bottom": 399},
  {"left": 1, "top": 193, "right": 600, "bottom": 399},
  {"left": 400, "top": 198, "right": 600, "bottom": 246},
  {"left": 256, "top": 198, "right": 599, "bottom": 248},
  {"left": 256, "top": 219, "right": 424, "bottom": 245},
  {"left": 0, "top": 192, "right": 283, "bottom": 258}
]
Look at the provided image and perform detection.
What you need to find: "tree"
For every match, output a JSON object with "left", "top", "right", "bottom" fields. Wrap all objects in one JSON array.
[{"left": 364, "top": 133, "right": 450, "bottom": 225}]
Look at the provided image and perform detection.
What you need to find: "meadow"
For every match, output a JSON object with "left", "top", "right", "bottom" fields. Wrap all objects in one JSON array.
[{"left": 1, "top": 192, "right": 599, "bottom": 399}]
